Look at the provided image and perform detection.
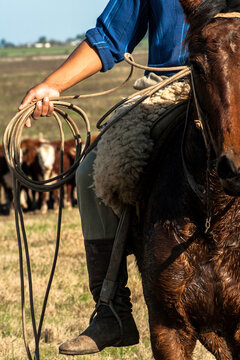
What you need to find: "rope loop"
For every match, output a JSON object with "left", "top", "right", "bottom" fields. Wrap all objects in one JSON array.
[
  {"left": 3, "top": 101, "right": 92, "bottom": 191},
  {"left": 124, "top": 52, "right": 189, "bottom": 72}
]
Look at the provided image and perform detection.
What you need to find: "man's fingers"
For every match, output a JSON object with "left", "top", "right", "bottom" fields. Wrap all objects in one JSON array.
[
  {"left": 32, "top": 101, "right": 43, "bottom": 120},
  {"left": 33, "top": 98, "right": 54, "bottom": 118},
  {"left": 19, "top": 90, "right": 35, "bottom": 110},
  {"left": 19, "top": 87, "right": 55, "bottom": 122},
  {"left": 25, "top": 118, "right": 32, "bottom": 128},
  {"left": 47, "top": 101, "right": 54, "bottom": 116},
  {"left": 42, "top": 97, "right": 50, "bottom": 116}
]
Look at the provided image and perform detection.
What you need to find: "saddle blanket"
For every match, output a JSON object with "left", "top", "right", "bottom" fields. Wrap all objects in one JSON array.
[{"left": 93, "top": 77, "right": 190, "bottom": 217}]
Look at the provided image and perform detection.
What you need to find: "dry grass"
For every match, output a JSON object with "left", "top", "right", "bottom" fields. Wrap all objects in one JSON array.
[
  {"left": 0, "top": 208, "right": 148, "bottom": 360},
  {"left": 0, "top": 208, "right": 215, "bottom": 360},
  {"left": 0, "top": 52, "right": 216, "bottom": 359}
]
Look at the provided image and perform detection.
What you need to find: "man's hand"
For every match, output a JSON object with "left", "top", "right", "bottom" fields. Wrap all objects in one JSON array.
[
  {"left": 18, "top": 83, "right": 60, "bottom": 127},
  {"left": 18, "top": 40, "right": 102, "bottom": 128}
]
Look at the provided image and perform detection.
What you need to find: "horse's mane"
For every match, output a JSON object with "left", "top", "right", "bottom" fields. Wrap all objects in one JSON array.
[{"left": 186, "top": 0, "right": 240, "bottom": 40}]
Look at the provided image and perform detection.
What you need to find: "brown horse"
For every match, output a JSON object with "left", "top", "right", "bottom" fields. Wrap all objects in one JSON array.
[{"left": 133, "top": 1, "right": 240, "bottom": 359}]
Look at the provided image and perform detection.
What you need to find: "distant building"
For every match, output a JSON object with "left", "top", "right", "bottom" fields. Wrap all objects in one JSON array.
[
  {"left": 34, "top": 42, "right": 51, "bottom": 48},
  {"left": 69, "top": 40, "right": 81, "bottom": 47}
]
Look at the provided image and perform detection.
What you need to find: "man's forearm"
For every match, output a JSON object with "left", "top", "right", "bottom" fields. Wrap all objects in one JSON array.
[{"left": 44, "top": 40, "right": 103, "bottom": 93}]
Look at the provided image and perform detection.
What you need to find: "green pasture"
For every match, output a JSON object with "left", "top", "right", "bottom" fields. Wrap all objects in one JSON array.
[
  {"left": 0, "top": 39, "right": 148, "bottom": 59},
  {"left": 0, "top": 46, "right": 76, "bottom": 59}
]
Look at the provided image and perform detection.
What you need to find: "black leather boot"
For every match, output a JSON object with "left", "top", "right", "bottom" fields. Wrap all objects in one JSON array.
[{"left": 59, "top": 239, "right": 139, "bottom": 356}]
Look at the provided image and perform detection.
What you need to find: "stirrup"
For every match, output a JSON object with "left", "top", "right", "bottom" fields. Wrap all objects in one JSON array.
[{"left": 89, "top": 297, "right": 123, "bottom": 346}]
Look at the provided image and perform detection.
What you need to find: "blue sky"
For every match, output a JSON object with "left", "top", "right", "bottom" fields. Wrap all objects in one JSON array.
[{"left": 0, "top": 0, "right": 109, "bottom": 44}]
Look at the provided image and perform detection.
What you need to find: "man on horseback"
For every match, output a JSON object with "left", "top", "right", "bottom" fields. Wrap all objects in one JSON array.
[{"left": 19, "top": 0, "right": 189, "bottom": 355}]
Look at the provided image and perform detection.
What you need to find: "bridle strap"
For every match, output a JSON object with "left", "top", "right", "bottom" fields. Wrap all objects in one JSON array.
[
  {"left": 190, "top": 71, "right": 217, "bottom": 155},
  {"left": 181, "top": 97, "right": 207, "bottom": 203},
  {"left": 181, "top": 70, "right": 214, "bottom": 231}
]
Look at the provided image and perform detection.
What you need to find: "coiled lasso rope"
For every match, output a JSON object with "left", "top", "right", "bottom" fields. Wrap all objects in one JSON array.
[{"left": 2, "top": 53, "right": 190, "bottom": 360}]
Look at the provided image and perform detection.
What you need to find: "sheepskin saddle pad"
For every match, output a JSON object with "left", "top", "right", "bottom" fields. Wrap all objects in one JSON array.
[{"left": 93, "top": 79, "right": 190, "bottom": 217}]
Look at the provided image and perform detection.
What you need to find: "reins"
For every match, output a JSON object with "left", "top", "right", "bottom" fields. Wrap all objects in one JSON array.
[
  {"left": 181, "top": 89, "right": 213, "bottom": 234},
  {"left": 3, "top": 53, "right": 190, "bottom": 360},
  {"left": 189, "top": 70, "right": 216, "bottom": 232},
  {"left": 181, "top": 65, "right": 223, "bottom": 233}
]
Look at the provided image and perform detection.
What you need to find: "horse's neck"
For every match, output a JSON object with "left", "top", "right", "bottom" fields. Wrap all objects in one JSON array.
[{"left": 185, "top": 111, "right": 240, "bottom": 243}]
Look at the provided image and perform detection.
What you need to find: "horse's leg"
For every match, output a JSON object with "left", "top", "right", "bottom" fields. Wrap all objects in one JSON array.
[
  {"left": 228, "top": 327, "right": 240, "bottom": 360},
  {"left": 199, "top": 332, "right": 232, "bottom": 360},
  {"left": 149, "top": 311, "right": 196, "bottom": 360},
  {"left": 232, "top": 348, "right": 240, "bottom": 360}
]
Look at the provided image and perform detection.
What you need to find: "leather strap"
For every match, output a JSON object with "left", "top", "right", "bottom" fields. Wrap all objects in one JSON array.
[{"left": 100, "top": 205, "right": 131, "bottom": 304}]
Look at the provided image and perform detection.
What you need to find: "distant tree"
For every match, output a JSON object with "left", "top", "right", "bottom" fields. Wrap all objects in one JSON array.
[
  {"left": 0, "top": 38, "right": 15, "bottom": 48},
  {"left": 65, "top": 37, "right": 75, "bottom": 43},
  {"left": 38, "top": 36, "right": 47, "bottom": 44},
  {"left": 49, "top": 39, "right": 63, "bottom": 46},
  {"left": 5, "top": 42, "right": 15, "bottom": 48},
  {"left": 0, "top": 38, "right": 6, "bottom": 48},
  {"left": 76, "top": 33, "right": 85, "bottom": 40}
]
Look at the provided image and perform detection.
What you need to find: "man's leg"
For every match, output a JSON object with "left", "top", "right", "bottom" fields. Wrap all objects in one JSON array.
[{"left": 59, "top": 150, "right": 139, "bottom": 356}]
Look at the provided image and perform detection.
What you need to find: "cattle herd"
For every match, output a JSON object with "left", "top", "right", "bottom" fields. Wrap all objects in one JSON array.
[{"left": 0, "top": 137, "right": 80, "bottom": 215}]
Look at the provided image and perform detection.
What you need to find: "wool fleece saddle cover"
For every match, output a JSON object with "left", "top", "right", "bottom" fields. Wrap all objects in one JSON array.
[{"left": 93, "top": 80, "right": 190, "bottom": 217}]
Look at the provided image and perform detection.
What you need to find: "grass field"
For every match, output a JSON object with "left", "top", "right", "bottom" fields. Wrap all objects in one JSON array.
[
  {"left": 0, "top": 51, "right": 215, "bottom": 359},
  {"left": 0, "top": 40, "right": 148, "bottom": 60},
  {"left": 0, "top": 46, "right": 77, "bottom": 59}
]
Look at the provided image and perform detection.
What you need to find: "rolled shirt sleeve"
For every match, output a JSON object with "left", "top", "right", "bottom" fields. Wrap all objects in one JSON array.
[{"left": 86, "top": 0, "right": 148, "bottom": 72}]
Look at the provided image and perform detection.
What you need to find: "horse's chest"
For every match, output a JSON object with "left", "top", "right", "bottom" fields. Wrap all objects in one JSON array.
[
  {"left": 144, "top": 217, "right": 240, "bottom": 332},
  {"left": 183, "top": 249, "right": 240, "bottom": 328}
]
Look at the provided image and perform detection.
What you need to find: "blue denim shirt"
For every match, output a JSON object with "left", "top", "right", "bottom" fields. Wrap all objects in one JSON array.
[{"left": 85, "top": 0, "right": 189, "bottom": 74}]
